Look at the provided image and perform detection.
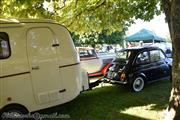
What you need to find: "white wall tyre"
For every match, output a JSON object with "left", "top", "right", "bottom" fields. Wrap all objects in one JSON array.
[{"left": 132, "top": 77, "right": 145, "bottom": 92}]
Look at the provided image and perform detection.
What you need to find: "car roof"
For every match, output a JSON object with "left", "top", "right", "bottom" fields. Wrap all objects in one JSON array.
[
  {"left": 123, "top": 46, "right": 161, "bottom": 51},
  {"left": 76, "top": 47, "right": 94, "bottom": 50}
]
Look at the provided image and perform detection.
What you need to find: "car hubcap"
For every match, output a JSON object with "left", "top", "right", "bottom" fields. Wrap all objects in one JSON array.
[{"left": 133, "top": 77, "right": 144, "bottom": 92}]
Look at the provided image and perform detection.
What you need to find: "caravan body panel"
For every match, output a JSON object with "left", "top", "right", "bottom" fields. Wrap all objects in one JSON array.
[{"left": 0, "top": 19, "right": 89, "bottom": 112}]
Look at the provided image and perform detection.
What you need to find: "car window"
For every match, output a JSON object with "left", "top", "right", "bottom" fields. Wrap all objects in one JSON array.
[
  {"left": 0, "top": 32, "right": 11, "bottom": 59},
  {"left": 136, "top": 51, "right": 149, "bottom": 64},
  {"left": 159, "top": 50, "right": 166, "bottom": 59},
  {"left": 116, "top": 50, "right": 132, "bottom": 60},
  {"left": 79, "top": 49, "right": 97, "bottom": 58},
  {"left": 150, "top": 50, "right": 165, "bottom": 62}
]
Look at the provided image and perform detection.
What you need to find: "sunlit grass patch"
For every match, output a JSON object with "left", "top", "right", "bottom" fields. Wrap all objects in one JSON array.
[
  {"left": 121, "top": 104, "right": 163, "bottom": 120},
  {"left": 39, "top": 80, "right": 171, "bottom": 120}
]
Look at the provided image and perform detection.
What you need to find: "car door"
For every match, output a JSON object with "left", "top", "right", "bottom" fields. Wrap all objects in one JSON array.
[
  {"left": 27, "top": 27, "right": 63, "bottom": 104},
  {"left": 0, "top": 32, "right": 11, "bottom": 106},
  {"left": 157, "top": 50, "right": 170, "bottom": 79},
  {"left": 149, "top": 49, "right": 170, "bottom": 81},
  {"left": 135, "top": 50, "right": 154, "bottom": 81}
]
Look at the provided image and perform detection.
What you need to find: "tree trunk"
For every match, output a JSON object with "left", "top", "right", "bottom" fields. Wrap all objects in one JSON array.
[{"left": 162, "top": 0, "right": 180, "bottom": 120}]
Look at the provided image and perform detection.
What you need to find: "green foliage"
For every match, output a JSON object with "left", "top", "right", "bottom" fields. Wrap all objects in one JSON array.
[
  {"left": 0, "top": 0, "right": 161, "bottom": 34},
  {"left": 72, "top": 31, "right": 102, "bottom": 48},
  {"left": 71, "top": 32, "right": 81, "bottom": 46},
  {"left": 72, "top": 29, "right": 126, "bottom": 47},
  {"left": 1, "top": 0, "right": 42, "bottom": 18},
  {"left": 80, "top": 31, "right": 101, "bottom": 48},
  {"left": 99, "top": 29, "right": 126, "bottom": 46},
  {"left": 59, "top": 0, "right": 161, "bottom": 33}
]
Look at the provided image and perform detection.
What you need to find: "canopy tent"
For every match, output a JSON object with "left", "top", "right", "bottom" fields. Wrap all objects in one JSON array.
[{"left": 127, "top": 29, "right": 165, "bottom": 43}]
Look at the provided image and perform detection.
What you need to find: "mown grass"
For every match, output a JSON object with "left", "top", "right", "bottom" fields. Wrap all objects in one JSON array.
[{"left": 39, "top": 80, "right": 171, "bottom": 120}]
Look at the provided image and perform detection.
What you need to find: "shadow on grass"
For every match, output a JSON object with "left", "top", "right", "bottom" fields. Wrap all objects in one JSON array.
[{"left": 38, "top": 80, "right": 171, "bottom": 120}]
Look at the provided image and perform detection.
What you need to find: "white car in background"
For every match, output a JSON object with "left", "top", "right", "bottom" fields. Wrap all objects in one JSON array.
[{"left": 77, "top": 47, "right": 113, "bottom": 77}]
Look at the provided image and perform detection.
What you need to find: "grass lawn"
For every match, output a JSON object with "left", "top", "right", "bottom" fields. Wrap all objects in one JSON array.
[{"left": 39, "top": 80, "right": 171, "bottom": 120}]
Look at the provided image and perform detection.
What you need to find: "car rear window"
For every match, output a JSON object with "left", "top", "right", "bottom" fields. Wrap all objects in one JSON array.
[{"left": 79, "top": 49, "right": 97, "bottom": 58}]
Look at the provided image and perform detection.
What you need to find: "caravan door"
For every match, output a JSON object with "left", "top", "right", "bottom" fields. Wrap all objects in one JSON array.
[
  {"left": 27, "top": 27, "right": 63, "bottom": 105},
  {"left": 0, "top": 60, "right": 2, "bottom": 106}
]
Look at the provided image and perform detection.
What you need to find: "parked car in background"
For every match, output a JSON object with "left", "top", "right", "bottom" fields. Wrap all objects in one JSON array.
[
  {"left": 77, "top": 47, "right": 114, "bottom": 77},
  {"left": 104, "top": 46, "right": 172, "bottom": 92},
  {"left": 151, "top": 43, "right": 172, "bottom": 58}
]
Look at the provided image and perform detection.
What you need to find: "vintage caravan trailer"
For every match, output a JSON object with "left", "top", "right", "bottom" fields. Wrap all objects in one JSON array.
[{"left": 0, "top": 19, "right": 89, "bottom": 117}]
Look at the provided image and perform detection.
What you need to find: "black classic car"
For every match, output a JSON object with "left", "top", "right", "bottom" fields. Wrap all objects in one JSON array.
[{"left": 104, "top": 46, "right": 172, "bottom": 92}]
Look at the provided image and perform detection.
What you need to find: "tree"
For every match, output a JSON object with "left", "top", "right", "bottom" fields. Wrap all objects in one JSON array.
[
  {"left": 99, "top": 29, "right": 125, "bottom": 46},
  {"left": 71, "top": 32, "right": 81, "bottom": 46},
  {"left": 79, "top": 31, "right": 101, "bottom": 48},
  {"left": 0, "top": 0, "right": 179, "bottom": 119},
  {"left": 59, "top": 0, "right": 161, "bottom": 33},
  {"left": 161, "top": 0, "right": 180, "bottom": 120},
  {"left": 0, "top": 0, "right": 47, "bottom": 18},
  {"left": 0, "top": 0, "right": 160, "bottom": 33},
  {"left": 71, "top": 29, "right": 126, "bottom": 48}
]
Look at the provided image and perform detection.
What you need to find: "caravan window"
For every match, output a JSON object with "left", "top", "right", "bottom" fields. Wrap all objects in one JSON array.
[{"left": 0, "top": 32, "right": 11, "bottom": 59}]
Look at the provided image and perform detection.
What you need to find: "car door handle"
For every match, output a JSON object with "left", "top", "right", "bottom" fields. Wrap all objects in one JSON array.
[
  {"left": 59, "top": 89, "right": 66, "bottom": 93},
  {"left": 32, "top": 66, "right": 40, "bottom": 70},
  {"left": 52, "top": 43, "right": 59, "bottom": 47}
]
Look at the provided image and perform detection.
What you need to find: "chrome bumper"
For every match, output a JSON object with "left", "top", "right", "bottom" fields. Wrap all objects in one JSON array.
[
  {"left": 103, "top": 78, "right": 127, "bottom": 84},
  {"left": 109, "top": 79, "right": 127, "bottom": 84}
]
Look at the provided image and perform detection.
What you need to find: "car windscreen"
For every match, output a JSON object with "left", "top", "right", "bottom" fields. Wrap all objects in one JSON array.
[{"left": 115, "top": 50, "right": 132, "bottom": 61}]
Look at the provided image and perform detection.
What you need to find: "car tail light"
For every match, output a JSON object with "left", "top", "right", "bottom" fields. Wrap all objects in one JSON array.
[{"left": 120, "top": 73, "right": 125, "bottom": 81}]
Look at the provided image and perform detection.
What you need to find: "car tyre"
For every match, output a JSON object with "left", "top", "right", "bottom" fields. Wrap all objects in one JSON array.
[
  {"left": 0, "top": 105, "right": 29, "bottom": 120},
  {"left": 131, "top": 77, "right": 145, "bottom": 92}
]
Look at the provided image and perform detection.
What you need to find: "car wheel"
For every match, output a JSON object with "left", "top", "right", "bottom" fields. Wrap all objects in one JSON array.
[
  {"left": 0, "top": 105, "right": 29, "bottom": 120},
  {"left": 131, "top": 77, "right": 145, "bottom": 92}
]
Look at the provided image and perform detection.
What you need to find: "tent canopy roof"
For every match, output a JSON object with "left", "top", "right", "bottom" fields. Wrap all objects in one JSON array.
[{"left": 127, "top": 29, "right": 165, "bottom": 42}]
